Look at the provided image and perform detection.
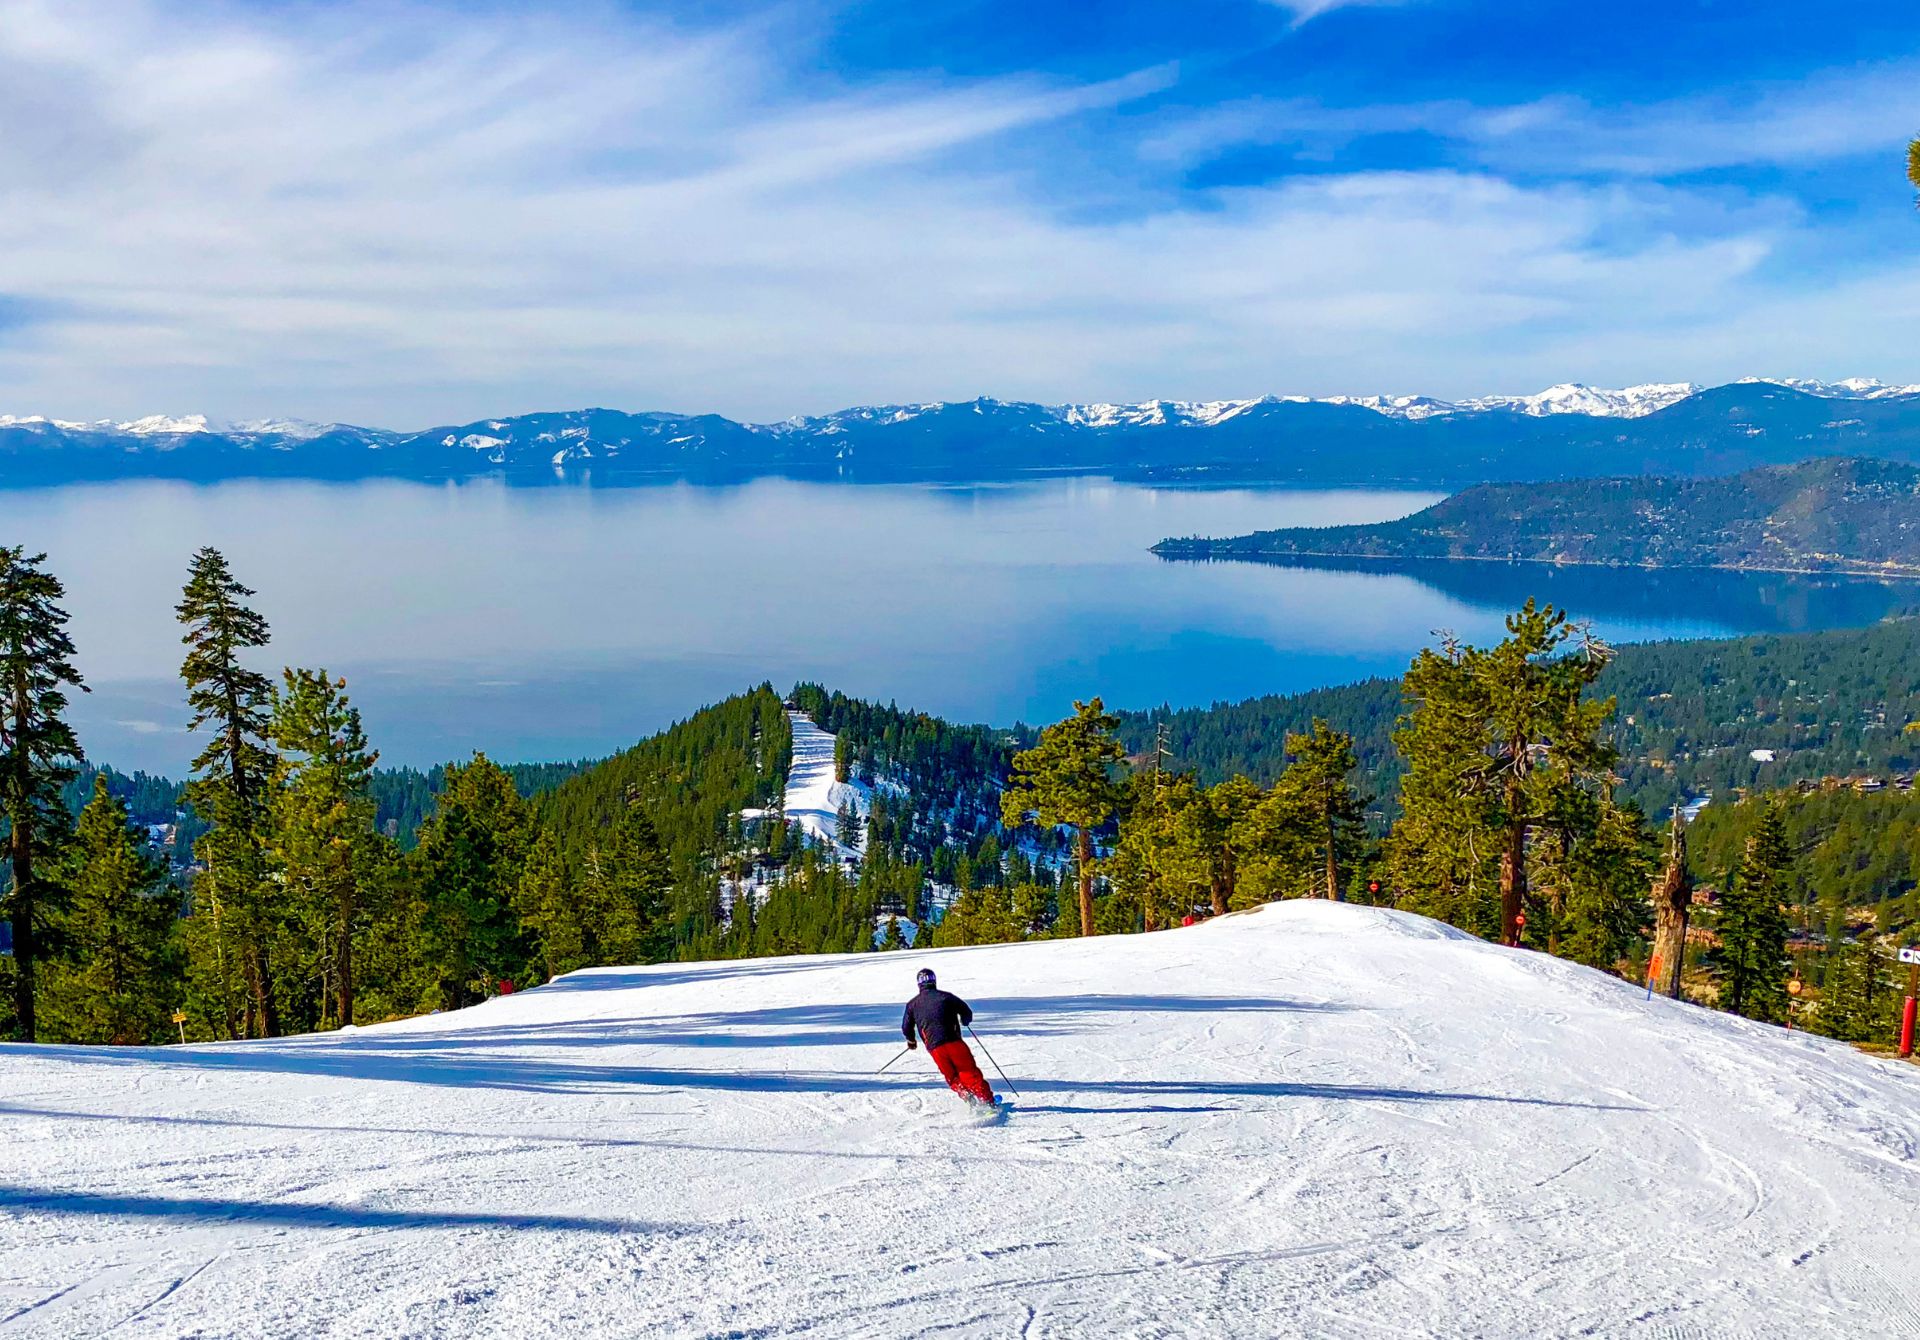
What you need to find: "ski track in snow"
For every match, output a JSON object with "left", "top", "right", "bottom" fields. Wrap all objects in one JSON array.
[
  {"left": 782, "top": 712, "right": 865, "bottom": 857},
  {"left": 0, "top": 901, "right": 1916, "bottom": 1338}
]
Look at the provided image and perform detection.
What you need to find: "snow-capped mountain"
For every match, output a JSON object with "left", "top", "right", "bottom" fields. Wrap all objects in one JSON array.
[
  {"left": 1737, "top": 376, "right": 1920, "bottom": 401},
  {"left": 1050, "top": 378, "right": 1920, "bottom": 426},
  {"left": 5, "top": 377, "right": 1920, "bottom": 487}
]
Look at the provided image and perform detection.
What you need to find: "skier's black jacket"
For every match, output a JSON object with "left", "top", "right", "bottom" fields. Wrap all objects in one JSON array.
[{"left": 902, "top": 987, "right": 973, "bottom": 1048}]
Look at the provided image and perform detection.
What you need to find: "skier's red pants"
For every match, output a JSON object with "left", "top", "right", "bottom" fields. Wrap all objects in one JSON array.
[{"left": 927, "top": 1039, "right": 994, "bottom": 1103}]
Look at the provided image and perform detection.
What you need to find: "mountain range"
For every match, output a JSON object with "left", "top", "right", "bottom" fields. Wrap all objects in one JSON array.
[
  {"left": 1153, "top": 456, "right": 1920, "bottom": 577},
  {"left": 6, "top": 377, "right": 1920, "bottom": 488}
]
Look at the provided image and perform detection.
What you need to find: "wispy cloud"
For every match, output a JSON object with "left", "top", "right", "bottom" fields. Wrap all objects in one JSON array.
[
  {"left": 0, "top": 0, "right": 1913, "bottom": 423},
  {"left": 1143, "top": 61, "right": 1920, "bottom": 176},
  {"left": 1262, "top": 0, "right": 1415, "bottom": 24}
]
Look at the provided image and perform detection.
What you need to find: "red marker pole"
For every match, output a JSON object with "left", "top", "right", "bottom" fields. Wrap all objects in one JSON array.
[
  {"left": 1510, "top": 912, "right": 1527, "bottom": 949},
  {"left": 1900, "top": 953, "right": 1919, "bottom": 1060}
]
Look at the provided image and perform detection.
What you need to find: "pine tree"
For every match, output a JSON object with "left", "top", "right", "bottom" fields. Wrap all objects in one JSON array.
[
  {"left": 1109, "top": 769, "right": 1196, "bottom": 932},
  {"left": 580, "top": 806, "right": 671, "bottom": 965},
  {"left": 40, "top": 776, "right": 178, "bottom": 1043},
  {"left": 836, "top": 798, "right": 863, "bottom": 853},
  {"left": 1182, "top": 776, "right": 1259, "bottom": 915},
  {"left": 1558, "top": 798, "right": 1653, "bottom": 973},
  {"left": 1386, "top": 602, "right": 1615, "bottom": 943},
  {"left": 1275, "top": 719, "right": 1366, "bottom": 902},
  {"left": 1812, "top": 939, "right": 1898, "bottom": 1043},
  {"left": 177, "top": 547, "right": 279, "bottom": 1038},
  {"left": 269, "top": 669, "right": 378, "bottom": 1028},
  {"left": 409, "top": 755, "right": 531, "bottom": 1006},
  {"left": 0, "top": 547, "right": 87, "bottom": 1041},
  {"left": 1001, "top": 698, "right": 1124, "bottom": 937},
  {"left": 880, "top": 915, "right": 907, "bottom": 950},
  {"left": 1716, "top": 806, "right": 1792, "bottom": 1021},
  {"left": 517, "top": 829, "right": 586, "bottom": 979}
]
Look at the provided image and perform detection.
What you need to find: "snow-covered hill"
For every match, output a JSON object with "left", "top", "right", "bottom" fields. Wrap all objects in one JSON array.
[{"left": 1, "top": 902, "right": 1914, "bottom": 1337}]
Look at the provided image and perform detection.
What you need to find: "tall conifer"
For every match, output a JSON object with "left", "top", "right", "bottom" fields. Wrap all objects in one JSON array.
[
  {"left": 1001, "top": 699, "right": 1124, "bottom": 937},
  {"left": 41, "top": 776, "right": 177, "bottom": 1043},
  {"left": 0, "top": 548, "right": 86, "bottom": 1041},
  {"left": 270, "top": 669, "right": 378, "bottom": 1028},
  {"left": 177, "top": 547, "right": 279, "bottom": 1037},
  {"left": 1386, "top": 602, "right": 1614, "bottom": 943},
  {"left": 1275, "top": 719, "right": 1366, "bottom": 903},
  {"left": 1716, "top": 806, "right": 1792, "bottom": 1021}
]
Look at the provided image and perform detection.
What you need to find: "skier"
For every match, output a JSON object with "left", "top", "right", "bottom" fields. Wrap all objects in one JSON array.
[{"left": 902, "top": 968, "right": 996, "bottom": 1106}]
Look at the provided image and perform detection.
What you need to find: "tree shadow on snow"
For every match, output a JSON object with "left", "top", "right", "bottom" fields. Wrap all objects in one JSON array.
[
  {"left": 13, "top": 1046, "right": 1638, "bottom": 1111},
  {"left": 179, "top": 993, "right": 1354, "bottom": 1058},
  {"left": 0, "top": 1184, "right": 670, "bottom": 1235}
]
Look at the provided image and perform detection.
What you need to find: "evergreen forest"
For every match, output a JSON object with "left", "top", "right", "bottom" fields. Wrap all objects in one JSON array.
[{"left": 1, "top": 543, "right": 1915, "bottom": 1055}]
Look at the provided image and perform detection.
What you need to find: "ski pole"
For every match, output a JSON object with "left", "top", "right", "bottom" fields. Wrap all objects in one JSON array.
[
  {"left": 876, "top": 1045, "right": 912, "bottom": 1075},
  {"left": 966, "top": 1025, "right": 1020, "bottom": 1098}
]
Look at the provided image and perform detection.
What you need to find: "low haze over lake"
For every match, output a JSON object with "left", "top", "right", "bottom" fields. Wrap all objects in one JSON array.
[{"left": 16, "top": 477, "right": 1915, "bottom": 774}]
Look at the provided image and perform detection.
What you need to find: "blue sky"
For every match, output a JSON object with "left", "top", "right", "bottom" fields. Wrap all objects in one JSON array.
[{"left": 0, "top": 0, "right": 1915, "bottom": 425}]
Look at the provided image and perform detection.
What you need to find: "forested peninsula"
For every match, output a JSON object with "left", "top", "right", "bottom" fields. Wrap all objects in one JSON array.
[{"left": 1154, "top": 457, "right": 1920, "bottom": 577}]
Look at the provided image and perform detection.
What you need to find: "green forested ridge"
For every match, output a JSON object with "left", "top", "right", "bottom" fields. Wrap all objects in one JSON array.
[
  {"left": 1119, "top": 616, "right": 1920, "bottom": 828},
  {"left": 1156, "top": 457, "right": 1920, "bottom": 575},
  {"left": 5, "top": 542, "right": 1917, "bottom": 1053},
  {"left": 788, "top": 682, "right": 1018, "bottom": 865},
  {"left": 1685, "top": 788, "right": 1920, "bottom": 931},
  {"left": 536, "top": 686, "right": 789, "bottom": 873},
  {"left": 58, "top": 758, "right": 593, "bottom": 857}
]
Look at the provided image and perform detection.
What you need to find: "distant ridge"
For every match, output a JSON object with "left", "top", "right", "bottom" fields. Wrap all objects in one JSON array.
[
  {"left": 5, "top": 378, "right": 1920, "bottom": 488},
  {"left": 1154, "top": 456, "right": 1920, "bottom": 577},
  {"left": 7, "top": 375, "right": 1917, "bottom": 438}
]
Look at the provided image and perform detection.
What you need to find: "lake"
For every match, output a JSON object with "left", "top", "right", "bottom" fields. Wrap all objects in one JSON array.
[{"left": 7, "top": 477, "right": 1914, "bottom": 774}]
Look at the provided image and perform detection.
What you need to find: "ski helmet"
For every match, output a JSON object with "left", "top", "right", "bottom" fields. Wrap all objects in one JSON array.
[{"left": 916, "top": 968, "right": 936, "bottom": 990}]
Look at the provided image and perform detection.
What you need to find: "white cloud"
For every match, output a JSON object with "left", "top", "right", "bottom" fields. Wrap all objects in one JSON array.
[
  {"left": 0, "top": 0, "right": 1914, "bottom": 424},
  {"left": 1141, "top": 61, "right": 1920, "bottom": 177},
  {"left": 1262, "top": 0, "right": 1413, "bottom": 23}
]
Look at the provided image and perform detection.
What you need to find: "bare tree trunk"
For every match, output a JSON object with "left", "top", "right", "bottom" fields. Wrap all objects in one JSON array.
[
  {"left": 337, "top": 900, "right": 354, "bottom": 1028},
  {"left": 1076, "top": 828, "right": 1095, "bottom": 937},
  {"left": 1324, "top": 804, "right": 1342, "bottom": 902},
  {"left": 1500, "top": 818, "right": 1527, "bottom": 947},
  {"left": 9, "top": 662, "right": 36, "bottom": 1041},
  {"left": 1650, "top": 817, "right": 1691, "bottom": 1000},
  {"left": 8, "top": 797, "right": 34, "bottom": 1043}
]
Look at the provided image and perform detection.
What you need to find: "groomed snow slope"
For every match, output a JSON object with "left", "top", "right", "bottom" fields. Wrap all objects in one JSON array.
[
  {"left": 779, "top": 712, "right": 863, "bottom": 854},
  {"left": 2, "top": 902, "right": 1916, "bottom": 1338}
]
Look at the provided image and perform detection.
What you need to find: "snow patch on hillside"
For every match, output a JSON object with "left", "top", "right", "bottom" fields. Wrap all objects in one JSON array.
[{"left": 782, "top": 711, "right": 870, "bottom": 858}]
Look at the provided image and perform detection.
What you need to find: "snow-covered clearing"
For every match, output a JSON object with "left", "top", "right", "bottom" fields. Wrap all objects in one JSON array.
[
  {"left": 2, "top": 901, "right": 1917, "bottom": 1338},
  {"left": 780, "top": 711, "right": 866, "bottom": 856}
]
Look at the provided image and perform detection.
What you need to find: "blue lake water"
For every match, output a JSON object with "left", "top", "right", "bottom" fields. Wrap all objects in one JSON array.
[{"left": 8, "top": 477, "right": 1914, "bottom": 774}]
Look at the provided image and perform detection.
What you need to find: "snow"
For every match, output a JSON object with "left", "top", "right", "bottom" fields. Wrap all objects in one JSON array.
[
  {"left": 2, "top": 900, "right": 1915, "bottom": 1337},
  {"left": 224, "top": 418, "right": 338, "bottom": 440},
  {"left": 1456, "top": 381, "right": 1701, "bottom": 418},
  {"left": 1740, "top": 376, "right": 1920, "bottom": 401},
  {"left": 781, "top": 711, "right": 868, "bottom": 857},
  {"left": 113, "top": 413, "right": 212, "bottom": 435},
  {"left": 11, "top": 378, "right": 1920, "bottom": 451}
]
